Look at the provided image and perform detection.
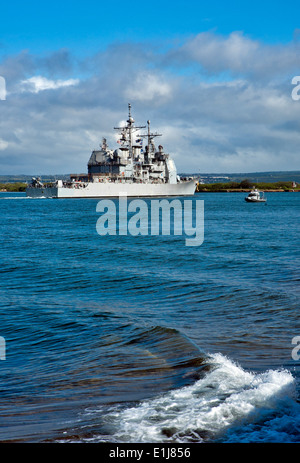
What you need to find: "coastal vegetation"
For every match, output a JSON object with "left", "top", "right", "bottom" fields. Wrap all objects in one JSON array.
[
  {"left": 0, "top": 179, "right": 299, "bottom": 193},
  {"left": 196, "top": 179, "right": 300, "bottom": 192},
  {"left": 0, "top": 182, "right": 27, "bottom": 192}
]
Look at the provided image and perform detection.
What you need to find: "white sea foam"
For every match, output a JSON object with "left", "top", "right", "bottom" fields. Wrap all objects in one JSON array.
[
  {"left": 0, "top": 196, "right": 30, "bottom": 199},
  {"left": 102, "top": 353, "right": 298, "bottom": 443}
]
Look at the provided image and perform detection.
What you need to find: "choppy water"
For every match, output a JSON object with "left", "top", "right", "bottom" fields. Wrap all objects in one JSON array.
[{"left": 0, "top": 191, "right": 299, "bottom": 443}]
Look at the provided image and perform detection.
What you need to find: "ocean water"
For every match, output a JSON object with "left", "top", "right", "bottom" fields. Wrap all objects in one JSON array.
[{"left": 0, "top": 191, "right": 299, "bottom": 443}]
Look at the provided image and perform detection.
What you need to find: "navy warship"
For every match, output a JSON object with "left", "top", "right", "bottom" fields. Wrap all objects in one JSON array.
[{"left": 26, "top": 104, "right": 197, "bottom": 198}]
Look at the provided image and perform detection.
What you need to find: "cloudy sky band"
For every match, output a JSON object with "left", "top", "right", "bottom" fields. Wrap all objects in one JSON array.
[{"left": 0, "top": 2, "right": 299, "bottom": 174}]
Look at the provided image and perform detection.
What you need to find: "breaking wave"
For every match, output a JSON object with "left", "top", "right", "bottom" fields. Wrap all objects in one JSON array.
[{"left": 87, "top": 353, "right": 299, "bottom": 443}]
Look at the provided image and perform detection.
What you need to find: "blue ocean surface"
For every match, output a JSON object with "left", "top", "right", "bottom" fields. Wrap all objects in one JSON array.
[{"left": 0, "top": 191, "right": 299, "bottom": 443}]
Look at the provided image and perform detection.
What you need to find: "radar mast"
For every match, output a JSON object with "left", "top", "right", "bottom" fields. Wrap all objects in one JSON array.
[
  {"left": 114, "top": 103, "right": 146, "bottom": 158},
  {"left": 140, "top": 119, "right": 162, "bottom": 163}
]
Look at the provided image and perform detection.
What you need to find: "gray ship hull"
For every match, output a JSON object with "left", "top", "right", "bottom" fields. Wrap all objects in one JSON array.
[{"left": 26, "top": 180, "right": 196, "bottom": 198}]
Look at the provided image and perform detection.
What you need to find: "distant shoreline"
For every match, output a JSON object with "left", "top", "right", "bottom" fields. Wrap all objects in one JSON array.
[
  {"left": 196, "top": 180, "right": 299, "bottom": 193},
  {"left": 1, "top": 185, "right": 299, "bottom": 193},
  {"left": 0, "top": 183, "right": 27, "bottom": 192},
  {"left": 196, "top": 188, "right": 300, "bottom": 193}
]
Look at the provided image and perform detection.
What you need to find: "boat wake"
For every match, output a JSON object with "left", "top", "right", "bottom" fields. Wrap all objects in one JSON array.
[{"left": 0, "top": 196, "right": 31, "bottom": 199}]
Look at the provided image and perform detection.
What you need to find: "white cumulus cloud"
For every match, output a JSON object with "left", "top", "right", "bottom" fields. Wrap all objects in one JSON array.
[
  {"left": 126, "top": 72, "right": 172, "bottom": 102},
  {"left": 20, "top": 75, "right": 79, "bottom": 93},
  {"left": 0, "top": 138, "right": 8, "bottom": 151},
  {"left": 1, "top": 33, "right": 300, "bottom": 174}
]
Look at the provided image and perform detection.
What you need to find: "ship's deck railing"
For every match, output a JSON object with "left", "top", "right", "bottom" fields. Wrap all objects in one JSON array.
[{"left": 27, "top": 178, "right": 171, "bottom": 188}]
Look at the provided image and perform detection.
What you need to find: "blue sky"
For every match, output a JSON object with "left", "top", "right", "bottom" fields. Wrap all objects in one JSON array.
[
  {"left": 1, "top": 0, "right": 299, "bottom": 54},
  {"left": 0, "top": 0, "right": 300, "bottom": 174}
]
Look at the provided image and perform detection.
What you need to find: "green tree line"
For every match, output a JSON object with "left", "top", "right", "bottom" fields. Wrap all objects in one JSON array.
[
  {"left": 196, "top": 179, "right": 299, "bottom": 192},
  {"left": 0, "top": 180, "right": 298, "bottom": 193},
  {"left": 0, "top": 183, "right": 27, "bottom": 192}
]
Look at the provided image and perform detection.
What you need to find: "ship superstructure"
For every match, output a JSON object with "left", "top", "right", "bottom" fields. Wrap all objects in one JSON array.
[{"left": 26, "top": 104, "right": 196, "bottom": 198}]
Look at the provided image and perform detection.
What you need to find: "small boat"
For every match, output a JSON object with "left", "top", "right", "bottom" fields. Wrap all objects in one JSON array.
[{"left": 245, "top": 187, "right": 266, "bottom": 203}]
